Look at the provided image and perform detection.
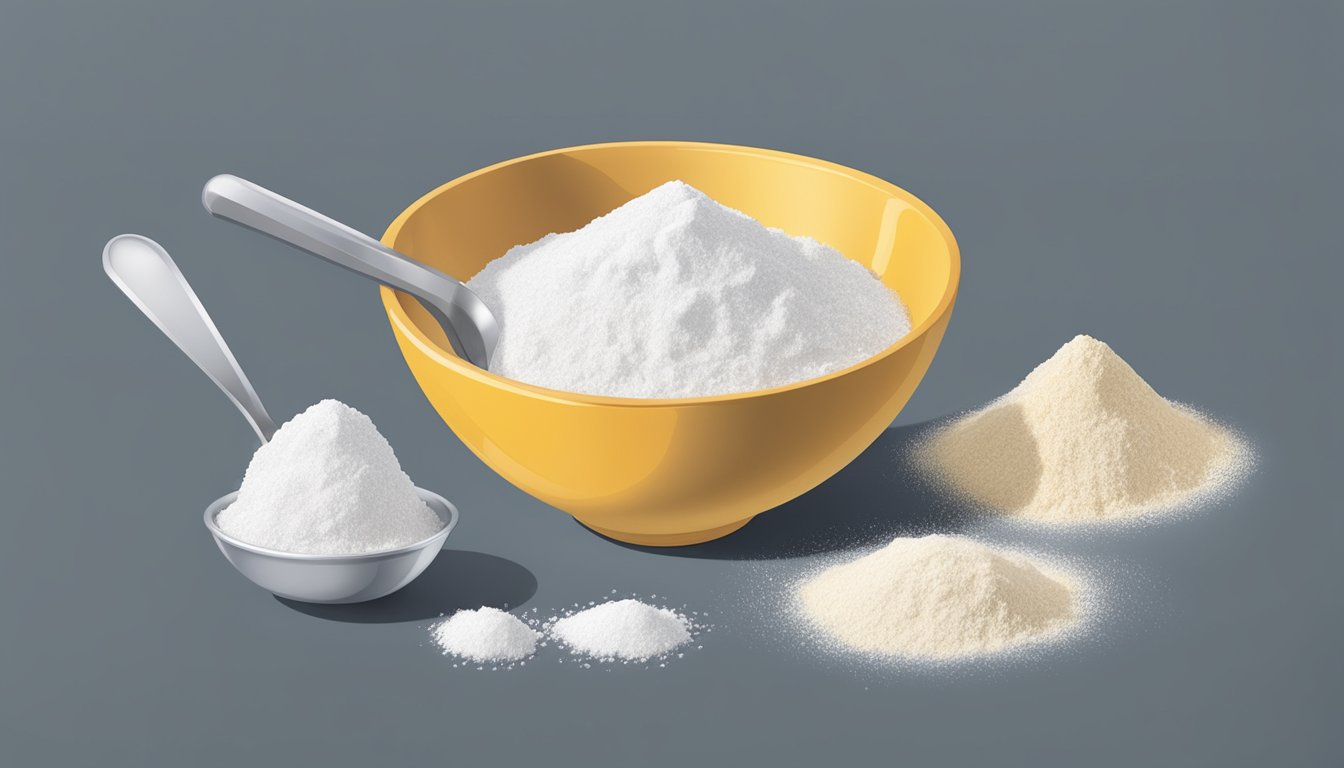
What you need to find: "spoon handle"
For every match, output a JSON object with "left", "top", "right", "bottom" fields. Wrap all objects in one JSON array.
[
  {"left": 103, "top": 234, "right": 278, "bottom": 443},
  {"left": 200, "top": 174, "right": 497, "bottom": 369}
]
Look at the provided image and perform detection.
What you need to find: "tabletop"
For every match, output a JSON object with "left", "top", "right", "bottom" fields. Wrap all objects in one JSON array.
[{"left": 2, "top": 2, "right": 1340, "bottom": 765}]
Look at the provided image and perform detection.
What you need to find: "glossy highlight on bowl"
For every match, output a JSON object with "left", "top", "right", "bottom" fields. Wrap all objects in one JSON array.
[{"left": 379, "top": 141, "right": 960, "bottom": 545}]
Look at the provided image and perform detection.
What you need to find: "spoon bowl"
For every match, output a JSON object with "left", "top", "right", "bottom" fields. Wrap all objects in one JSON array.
[{"left": 205, "top": 488, "right": 459, "bottom": 604}]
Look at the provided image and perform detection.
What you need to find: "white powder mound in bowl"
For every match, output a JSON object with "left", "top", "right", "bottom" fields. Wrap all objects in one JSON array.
[
  {"left": 216, "top": 400, "right": 443, "bottom": 555},
  {"left": 431, "top": 607, "right": 541, "bottom": 664},
  {"left": 549, "top": 599, "right": 692, "bottom": 661},
  {"left": 920, "top": 335, "right": 1250, "bottom": 523},
  {"left": 798, "top": 535, "right": 1079, "bottom": 661},
  {"left": 466, "top": 180, "right": 911, "bottom": 398}
]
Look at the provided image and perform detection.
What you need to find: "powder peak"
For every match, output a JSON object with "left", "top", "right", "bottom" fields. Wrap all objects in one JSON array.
[
  {"left": 1043, "top": 334, "right": 1114, "bottom": 370},
  {"left": 1017, "top": 334, "right": 1156, "bottom": 404},
  {"left": 285, "top": 398, "right": 376, "bottom": 444},
  {"left": 634, "top": 179, "right": 710, "bottom": 206}
]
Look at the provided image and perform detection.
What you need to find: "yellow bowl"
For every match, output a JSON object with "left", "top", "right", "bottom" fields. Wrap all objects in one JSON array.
[{"left": 379, "top": 141, "right": 959, "bottom": 546}]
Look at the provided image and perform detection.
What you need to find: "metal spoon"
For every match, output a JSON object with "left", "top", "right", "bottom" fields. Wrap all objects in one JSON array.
[
  {"left": 103, "top": 234, "right": 278, "bottom": 443},
  {"left": 201, "top": 174, "right": 498, "bottom": 369},
  {"left": 103, "top": 234, "right": 458, "bottom": 603}
]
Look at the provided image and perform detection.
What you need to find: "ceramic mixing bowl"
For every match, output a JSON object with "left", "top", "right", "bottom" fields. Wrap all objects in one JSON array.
[{"left": 379, "top": 141, "right": 959, "bottom": 546}]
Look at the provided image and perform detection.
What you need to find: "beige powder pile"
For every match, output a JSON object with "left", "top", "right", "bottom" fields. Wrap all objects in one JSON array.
[
  {"left": 799, "top": 535, "right": 1078, "bottom": 660},
  {"left": 921, "top": 335, "right": 1246, "bottom": 523}
]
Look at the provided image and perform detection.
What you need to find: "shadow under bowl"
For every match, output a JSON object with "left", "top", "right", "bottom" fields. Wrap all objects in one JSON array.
[{"left": 204, "top": 487, "right": 459, "bottom": 604}]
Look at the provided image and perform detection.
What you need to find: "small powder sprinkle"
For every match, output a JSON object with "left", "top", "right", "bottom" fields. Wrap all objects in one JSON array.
[
  {"left": 467, "top": 180, "right": 911, "bottom": 398},
  {"left": 919, "top": 335, "right": 1249, "bottom": 523},
  {"left": 431, "top": 607, "right": 541, "bottom": 663},
  {"left": 550, "top": 599, "right": 693, "bottom": 661},
  {"left": 216, "top": 400, "right": 443, "bottom": 554},
  {"left": 798, "top": 535, "right": 1079, "bottom": 660}
]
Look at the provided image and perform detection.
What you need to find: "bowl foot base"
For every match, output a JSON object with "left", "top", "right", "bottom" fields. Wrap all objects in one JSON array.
[{"left": 580, "top": 517, "right": 753, "bottom": 547}]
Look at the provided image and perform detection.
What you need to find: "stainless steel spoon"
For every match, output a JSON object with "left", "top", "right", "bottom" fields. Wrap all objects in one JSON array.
[
  {"left": 103, "top": 234, "right": 278, "bottom": 443},
  {"left": 201, "top": 174, "right": 498, "bottom": 369},
  {"left": 103, "top": 234, "right": 458, "bottom": 603}
]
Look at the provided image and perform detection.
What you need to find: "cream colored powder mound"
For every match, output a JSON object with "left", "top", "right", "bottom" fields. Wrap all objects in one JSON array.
[
  {"left": 799, "top": 535, "right": 1078, "bottom": 660},
  {"left": 922, "top": 335, "right": 1247, "bottom": 523}
]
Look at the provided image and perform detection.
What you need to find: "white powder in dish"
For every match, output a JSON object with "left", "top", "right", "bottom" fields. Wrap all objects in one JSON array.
[
  {"left": 798, "top": 535, "right": 1079, "bottom": 660},
  {"left": 216, "top": 399, "right": 443, "bottom": 554},
  {"left": 549, "top": 599, "right": 692, "bottom": 661},
  {"left": 919, "top": 335, "right": 1249, "bottom": 523},
  {"left": 431, "top": 607, "right": 541, "bottom": 664},
  {"left": 467, "top": 180, "right": 911, "bottom": 398}
]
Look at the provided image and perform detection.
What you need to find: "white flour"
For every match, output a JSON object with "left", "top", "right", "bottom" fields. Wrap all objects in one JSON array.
[
  {"left": 216, "top": 400, "right": 443, "bottom": 554},
  {"left": 920, "top": 335, "right": 1248, "bottom": 523},
  {"left": 799, "top": 535, "right": 1079, "bottom": 660},
  {"left": 431, "top": 607, "right": 541, "bottom": 664},
  {"left": 549, "top": 599, "right": 693, "bottom": 662},
  {"left": 467, "top": 181, "right": 911, "bottom": 398}
]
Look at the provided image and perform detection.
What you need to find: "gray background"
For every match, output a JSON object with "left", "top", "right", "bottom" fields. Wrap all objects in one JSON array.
[{"left": 2, "top": 1, "right": 1340, "bottom": 765}]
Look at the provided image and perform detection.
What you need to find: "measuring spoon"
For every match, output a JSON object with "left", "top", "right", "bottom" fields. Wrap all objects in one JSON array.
[{"left": 103, "top": 234, "right": 458, "bottom": 604}]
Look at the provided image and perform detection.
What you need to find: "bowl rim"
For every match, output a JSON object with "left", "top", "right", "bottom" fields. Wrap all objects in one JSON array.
[
  {"left": 203, "top": 487, "right": 458, "bottom": 562},
  {"left": 379, "top": 140, "right": 961, "bottom": 408}
]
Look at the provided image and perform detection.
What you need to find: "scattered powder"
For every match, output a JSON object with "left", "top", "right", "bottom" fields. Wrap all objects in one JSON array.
[
  {"left": 431, "top": 607, "right": 541, "bottom": 664},
  {"left": 798, "top": 535, "right": 1079, "bottom": 660},
  {"left": 549, "top": 599, "right": 693, "bottom": 662},
  {"left": 920, "top": 335, "right": 1248, "bottom": 523},
  {"left": 467, "top": 180, "right": 911, "bottom": 398},
  {"left": 216, "top": 399, "right": 443, "bottom": 554}
]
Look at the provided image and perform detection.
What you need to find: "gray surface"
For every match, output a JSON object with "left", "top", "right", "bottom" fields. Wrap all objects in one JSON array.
[{"left": 1, "top": 1, "right": 1340, "bottom": 765}]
